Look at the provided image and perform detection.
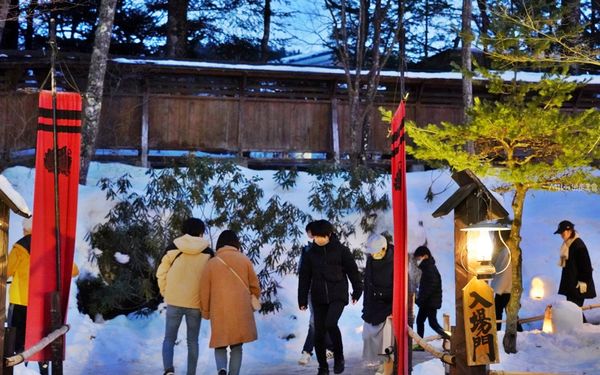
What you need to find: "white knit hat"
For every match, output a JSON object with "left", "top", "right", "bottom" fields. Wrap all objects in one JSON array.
[
  {"left": 22, "top": 217, "right": 32, "bottom": 232},
  {"left": 364, "top": 234, "right": 387, "bottom": 254}
]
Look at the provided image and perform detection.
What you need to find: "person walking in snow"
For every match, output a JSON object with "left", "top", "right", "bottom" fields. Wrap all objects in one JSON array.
[
  {"left": 298, "top": 221, "right": 334, "bottom": 366},
  {"left": 361, "top": 234, "right": 394, "bottom": 375},
  {"left": 157, "top": 218, "right": 213, "bottom": 375},
  {"left": 200, "top": 230, "right": 261, "bottom": 375},
  {"left": 413, "top": 246, "right": 450, "bottom": 341},
  {"left": 298, "top": 220, "right": 363, "bottom": 375},
  {"left": 7, "top": 216, "right": 79, "bottom": 375},
  {"left": 555, "top": 220, "right": 596, "bottom": 321}
]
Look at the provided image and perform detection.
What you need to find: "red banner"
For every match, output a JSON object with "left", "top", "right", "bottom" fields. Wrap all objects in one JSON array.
[
  {"left": 26, "top": 90, "right": 81, "bottom": 360},
  {"left": 390, "top": 100, "right": 408, "bottom": 374}
]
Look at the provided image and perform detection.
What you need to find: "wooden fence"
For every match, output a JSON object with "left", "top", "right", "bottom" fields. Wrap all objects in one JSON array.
[{"left": 0, "top": 90, "right": 462, "bottom": 166}]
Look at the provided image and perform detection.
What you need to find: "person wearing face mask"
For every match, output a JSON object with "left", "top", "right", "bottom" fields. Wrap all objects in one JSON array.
[
  {"left": 298, "top": 221, "right": 335, "bottom": 366},
  {"left": 298, "top": 220, "right": 363, "bottom": 375},
  {"left": 413, "top": 246, "right": 450, "bottom": 342},
  {"left": 555, "top": 220, "right": 596, "bottom": 322},
  {"left": 361, "top": 234, "right": 394, "bottom": 375}
]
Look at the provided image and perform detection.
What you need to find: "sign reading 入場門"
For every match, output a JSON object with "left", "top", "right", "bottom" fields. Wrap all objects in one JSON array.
[{"left": 463, "top": 276, "right": 499, "bottom": 366}]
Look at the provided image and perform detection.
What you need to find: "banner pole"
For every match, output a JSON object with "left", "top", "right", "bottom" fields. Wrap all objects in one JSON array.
[{"left": 49, "top": 18, "right": 64, "bottom": 375}]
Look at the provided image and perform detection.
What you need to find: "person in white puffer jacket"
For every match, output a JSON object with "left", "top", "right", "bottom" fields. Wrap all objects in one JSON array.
[{"left": 157, "top": 218, "right": 214, "bottom": 375}]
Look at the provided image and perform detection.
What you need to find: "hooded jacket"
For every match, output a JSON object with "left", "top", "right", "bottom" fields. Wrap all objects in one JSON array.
[
  {"left": 156, "top": 234, "right": 212, "bottom": 309},
  {"left": 416, "top": 257, "right": 443, "bottom": 309},
  {"left": 298, "top": 237, "right": 362, "bottom": 307}
]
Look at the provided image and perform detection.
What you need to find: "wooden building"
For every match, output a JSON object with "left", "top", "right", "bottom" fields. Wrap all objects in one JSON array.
[{"left": 0, "top": 51, "right": 598, "bottom": 167}]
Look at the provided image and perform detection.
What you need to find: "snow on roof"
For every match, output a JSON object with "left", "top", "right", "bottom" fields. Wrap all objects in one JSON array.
[
  {"left": 0, "top": 175, "right": 31, "bottom": 218},
  {"left": 112, "top": 57, "right": 600, "bottom": 84}
]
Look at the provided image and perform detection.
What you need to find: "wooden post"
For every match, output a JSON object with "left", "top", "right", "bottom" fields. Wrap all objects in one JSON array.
[
  {"left": 450, "top": 197, "right": 488, "bottom": 375},
  {"left": 433, "top": 169, "right": 509, "bottom": 375},
  {"left": 236, "top": 75, "right": 247, "bottom": 158},
  {"left": 330, "top": 98, "right": 340, "bottom": 162},
  {"left": 140, "top": 88, "right": 149, "bottom": 168},
  {"left": 0, "top": 203, "right": 9, "bottom": 375}
]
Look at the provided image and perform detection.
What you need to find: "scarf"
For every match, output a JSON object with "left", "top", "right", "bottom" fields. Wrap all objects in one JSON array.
[{"left": 558, "top": 233, "right": 579, "bottom": 268}]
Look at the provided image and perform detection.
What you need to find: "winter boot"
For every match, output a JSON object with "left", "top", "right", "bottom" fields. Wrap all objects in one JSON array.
[
  {"left": 333, "top": 357, "right": 345, "bottom": 374},
  {"left": 317, "top": 367, "right": 329, "bottom": 375}
]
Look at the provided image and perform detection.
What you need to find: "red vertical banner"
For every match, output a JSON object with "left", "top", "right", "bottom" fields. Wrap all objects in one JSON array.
[
  {"left": 390, "top": 100, "right": 408, "bottom": 374},
  {"left": 26, "top": 90, "right": 81, "bottom": 360}
]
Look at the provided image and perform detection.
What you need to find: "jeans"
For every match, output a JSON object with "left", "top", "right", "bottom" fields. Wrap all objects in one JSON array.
[
  {"left": 416, "top": 306, "right": 449, "bottom": 339},
  {"left": 162, "top": 305, "right": 202, "bottom": 375},
  {"left": 313, "top": 301, "right": 345, "bottom": 370},
  {"left": 215, "top": 344, "right": 243, "bottom": 375}
]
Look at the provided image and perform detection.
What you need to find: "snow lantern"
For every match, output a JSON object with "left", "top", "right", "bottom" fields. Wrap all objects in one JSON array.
[{"left": 530, "top": 277, "right": 546, "bottom": 300}]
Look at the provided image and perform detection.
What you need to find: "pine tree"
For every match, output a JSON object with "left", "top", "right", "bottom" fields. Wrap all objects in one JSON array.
[{"left": 384, "top": 73, "right": 600, "bottom": 353}]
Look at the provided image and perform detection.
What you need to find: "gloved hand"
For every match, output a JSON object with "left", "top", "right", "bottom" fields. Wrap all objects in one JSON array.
[{"left": 577, "top": 281, "right": 588, "bottom": 294}]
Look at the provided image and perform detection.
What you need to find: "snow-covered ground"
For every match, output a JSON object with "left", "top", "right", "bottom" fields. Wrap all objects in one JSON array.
[{"left": 2, "top": 162, "right": 599, "bottom": 374}]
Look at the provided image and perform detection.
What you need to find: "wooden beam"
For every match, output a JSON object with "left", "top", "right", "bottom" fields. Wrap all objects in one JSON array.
[
  {"left": 140, "top": 88, "right": 149, "bottom": 168},
  {"left": 331, "top": 99, "right": 340, "bottom": 162}
]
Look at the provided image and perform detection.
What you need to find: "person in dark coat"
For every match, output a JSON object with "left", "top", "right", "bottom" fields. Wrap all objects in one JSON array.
[
  {"left": 298, "top": 221, "right": 334, "bottom": 366},
  {"left": 361, "top": 234, "right": 393, "bottom": 369},
  {"left": 298, "top": 220, "right": 363, "bottom": 375},
  {"left": 414, "top": 246, "right": 449, "bottom": 340},
  {"left": 555, "top": 220, "right": 596, "bottom": 321}
]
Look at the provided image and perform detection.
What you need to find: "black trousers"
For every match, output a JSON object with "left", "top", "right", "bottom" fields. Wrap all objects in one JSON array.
[
  {"left": 416, "top": 306, "right": 449, "bottom": 339},
  {"left": 7, "top": 303, "right": 48, "bottom": 374},
  {"left": 313, "top": 301, "right": 345, "bottom": 369},
  {"left": 495, "top": 294, "right": 524, "bottom": 331}
]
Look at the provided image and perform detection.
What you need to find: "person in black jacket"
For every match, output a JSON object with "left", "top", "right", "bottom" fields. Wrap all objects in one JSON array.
[
  {"left": 555, "top": 220, "right": 596, "bottom": 321},
  {"left": 298, "top": 220, "right": 363, "bottom": 375},
  {"left": 361, "top": 234, "right": 393, "bottom": 370},
  {"left": 414, "top": 246, "right": 449, "bottom": 341}
]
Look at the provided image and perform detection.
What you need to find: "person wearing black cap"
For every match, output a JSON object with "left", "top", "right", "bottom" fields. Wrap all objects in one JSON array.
[{"left": 555, "top": 220, "right": 596, "bottom": 320}]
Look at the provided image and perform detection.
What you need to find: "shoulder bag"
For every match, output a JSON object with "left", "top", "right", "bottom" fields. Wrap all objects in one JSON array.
[{"left": 215, "top": 256, "right": 261, "bottom": 312}]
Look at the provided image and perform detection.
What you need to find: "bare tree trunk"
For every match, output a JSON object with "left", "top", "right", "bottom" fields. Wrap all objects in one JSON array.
[
  {"left": 593, "top": 0, "right": 600, "bottom": 48},
  {"left": 25, "top": 0, "right": 35, "bottom": 50},
  {"left": 461, "top": 0, "right": 474, "bottom": 153},
  {"left": 79, "top": 0, "right": 117, "bottom": 184},
  {"left": 260, "top": 0, "right": 271, "bottom": 62},
  {"left": 0, "top": 0, "right": 9, "bottom": 45},
  {"left": 0, "top": 0, "right": 18, "bottom": 49},
  {"left": 424, "top": 0, "right": 429, "bottom": 58},
  {"left": 476, "top": 0, "right": 490, "bottom": 52},
  {"left": 166, "top": 0, "right": 189, "bottom": 57},
  {"left": 503, "top": 185, "right": 527, "bottom": 354}
]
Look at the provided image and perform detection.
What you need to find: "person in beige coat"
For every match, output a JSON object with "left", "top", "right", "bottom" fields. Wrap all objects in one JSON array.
[
  {"left": 157, "top": 218, "right": 213, "bottom": 375},
  {"left": 200, "top": 230, "right": 261, "bottom": 375}
]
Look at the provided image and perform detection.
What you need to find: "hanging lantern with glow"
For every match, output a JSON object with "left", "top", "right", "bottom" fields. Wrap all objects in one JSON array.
[{"left": 461, "top": 220, "right": 511, "bottom": 280}]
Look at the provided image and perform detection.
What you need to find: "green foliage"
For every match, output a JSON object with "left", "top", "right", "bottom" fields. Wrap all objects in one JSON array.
[
  {"left": 78, "top": 157, "right": 392, "bottom": 320},
  {"left": 383, "top": 75, "right": 600, "bottom": 191},
  {"left": 306, "top": 163, "right": 390, "bottom": 256},
  {"left": 273, "top": 168, "right": 298, "bottom": 190}
]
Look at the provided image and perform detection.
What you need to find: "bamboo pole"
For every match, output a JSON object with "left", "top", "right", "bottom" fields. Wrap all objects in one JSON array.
[
  {"left": 407, "top": 327, "right": 454, "bottom": 365},
  {"left": 496, "top": 303, "right": 600, "bottom": 325},
  {"left": 5, "top": 325, "right": 69, "bottom": 368}
]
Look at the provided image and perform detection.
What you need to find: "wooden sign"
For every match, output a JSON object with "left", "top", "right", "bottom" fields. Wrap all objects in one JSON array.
[{"left": 463, "top": 277, "right": 499, "bottom": 366}]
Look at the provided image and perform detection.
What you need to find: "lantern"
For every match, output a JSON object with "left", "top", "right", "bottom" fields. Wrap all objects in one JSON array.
[
  {"left": 461, "top": 220, "right": 511, "bottom": 280},
  {"left": 530, "top": 277, "right": 546, "bottom": 300}
]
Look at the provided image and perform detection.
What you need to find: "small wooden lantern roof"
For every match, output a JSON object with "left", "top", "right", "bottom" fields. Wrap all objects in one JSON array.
[
  {"left": 0, "top": 176, "right": 31, "bottom": 218},
  {"left": 432, "top": 169, "right": 509, "bottom": 219}
]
